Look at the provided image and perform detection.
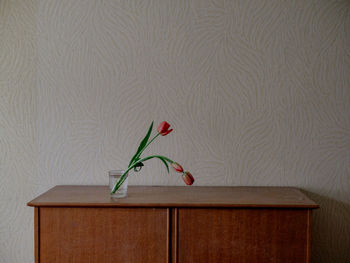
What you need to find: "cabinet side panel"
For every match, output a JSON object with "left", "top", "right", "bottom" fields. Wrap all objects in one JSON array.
[
  {"left": 171, "top": 208, "right": 178, "bottom": 263},
  {"left": 39, "top": 207, "right": 168, "bottom": 263},
  {"left": 178, "top": 208, "right": 309, "bottom": 263},
  {"left": 307, "top": 210, "right": 312, "bottom": 263},
  {"left": 34, "top": 207, "right": 39, "bottom": 263}
]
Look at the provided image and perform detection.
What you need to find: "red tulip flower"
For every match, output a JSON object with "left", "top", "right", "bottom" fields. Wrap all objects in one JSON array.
[
  {"left": 182, "top": 171, "right": 194, "bottom": 185},
  {"left": 171, "top": 162, "right": 184, "bottom": 173},
  {"left": 157, "top": 121, "right": 173, "bottom": 136}
]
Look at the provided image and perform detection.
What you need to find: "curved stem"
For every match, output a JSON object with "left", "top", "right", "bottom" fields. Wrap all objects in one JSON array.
[
  {"left": 144, "top": 133, "right": 160, "bottom": 153},
  {"left": 130, "top": 133, "right": 160, "bottom": 167},
  {"left": 111, "top": 154, "right": 174, "bottom": 194},
  {"left": 128, "top": 133, "right": 161, "bottom": 168},
  {"left": 138, "top": 154, "right": 174, "bottom": 164}
]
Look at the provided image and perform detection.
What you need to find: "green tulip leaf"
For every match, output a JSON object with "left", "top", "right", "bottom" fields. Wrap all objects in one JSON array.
[
  {"left": 137, "top": 121, "right": 154, "bottom": 153},
  {"left": 128, "top": 121, "right": 154, "bottom": 167},
  {"left": 157, "top": 157, "right": 170, "bottom": 173}
]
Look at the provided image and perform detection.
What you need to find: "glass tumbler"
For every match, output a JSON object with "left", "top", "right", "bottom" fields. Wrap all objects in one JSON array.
[{"left": 109, "top": 170, "right": 128, "bottom": 198}]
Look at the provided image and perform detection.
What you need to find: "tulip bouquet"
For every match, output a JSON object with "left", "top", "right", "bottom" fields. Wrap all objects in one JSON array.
[{"left": 110, "top": 121, "right": 194, "bottom": 194}]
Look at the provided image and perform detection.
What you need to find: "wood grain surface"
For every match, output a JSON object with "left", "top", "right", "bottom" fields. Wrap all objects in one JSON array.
[
  {"left": 177, "top": 208, "right": 311, "bottom": 263},
  {"left": 27, "top": 185, "right": 319, "bottom": 208},
  {"left": 39, "top": 207, "right": 168, "bottom": 263}
]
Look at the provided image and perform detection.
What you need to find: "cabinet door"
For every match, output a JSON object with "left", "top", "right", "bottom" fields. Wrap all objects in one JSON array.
[
  {"left": 177, "top": 208, "right": 311, "bottom": 263},
  {"left": 39, "top": 207, "right": 168, "bottom": 263}
]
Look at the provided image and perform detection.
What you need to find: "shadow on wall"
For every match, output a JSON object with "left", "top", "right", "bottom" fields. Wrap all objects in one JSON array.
[{"left": 302, "top": 191, "right": 350, "bottom": 263}]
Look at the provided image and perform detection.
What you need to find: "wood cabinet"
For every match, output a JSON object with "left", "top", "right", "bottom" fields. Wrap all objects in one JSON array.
[{"left": 28, "top": 186, "right": 318, "bottom": 263}]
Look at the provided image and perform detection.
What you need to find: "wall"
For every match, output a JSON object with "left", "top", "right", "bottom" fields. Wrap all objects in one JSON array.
[
  {"left": 0, "top": 1, "right": 37, "bottom": 262},
  {"left": 1, "top": 0, "right": 349, "bottom": 262}
]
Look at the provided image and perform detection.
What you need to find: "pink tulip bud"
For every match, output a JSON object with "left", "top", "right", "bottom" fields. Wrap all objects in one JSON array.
[
  {"left": 182, "top": 171, "right": 194, "bottom": 185},
  {"left": 157, "top": 121, "right": 173, "bottom": 136},
  {"left": 171, "top": 162, "right": 184, "bottom": 173}
]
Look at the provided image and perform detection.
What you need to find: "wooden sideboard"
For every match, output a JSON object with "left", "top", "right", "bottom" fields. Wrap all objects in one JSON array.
[{"left": 27, "top": 186, "right": 318, "bottom": 263}]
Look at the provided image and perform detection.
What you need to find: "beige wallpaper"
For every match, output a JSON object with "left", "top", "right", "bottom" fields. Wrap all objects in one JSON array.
[{"left": 1, "top": 0, "right": 350, "bottom": 262}]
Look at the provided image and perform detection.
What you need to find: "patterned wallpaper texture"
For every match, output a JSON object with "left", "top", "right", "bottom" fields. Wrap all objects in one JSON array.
[{"left": 1, "top": 0, "right": 349, "bottom": 262}]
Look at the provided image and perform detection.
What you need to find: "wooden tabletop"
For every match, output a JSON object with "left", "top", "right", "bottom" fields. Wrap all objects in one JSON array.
[{"left": 27, "top": 185, "right": 319, "bottom": 208}]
